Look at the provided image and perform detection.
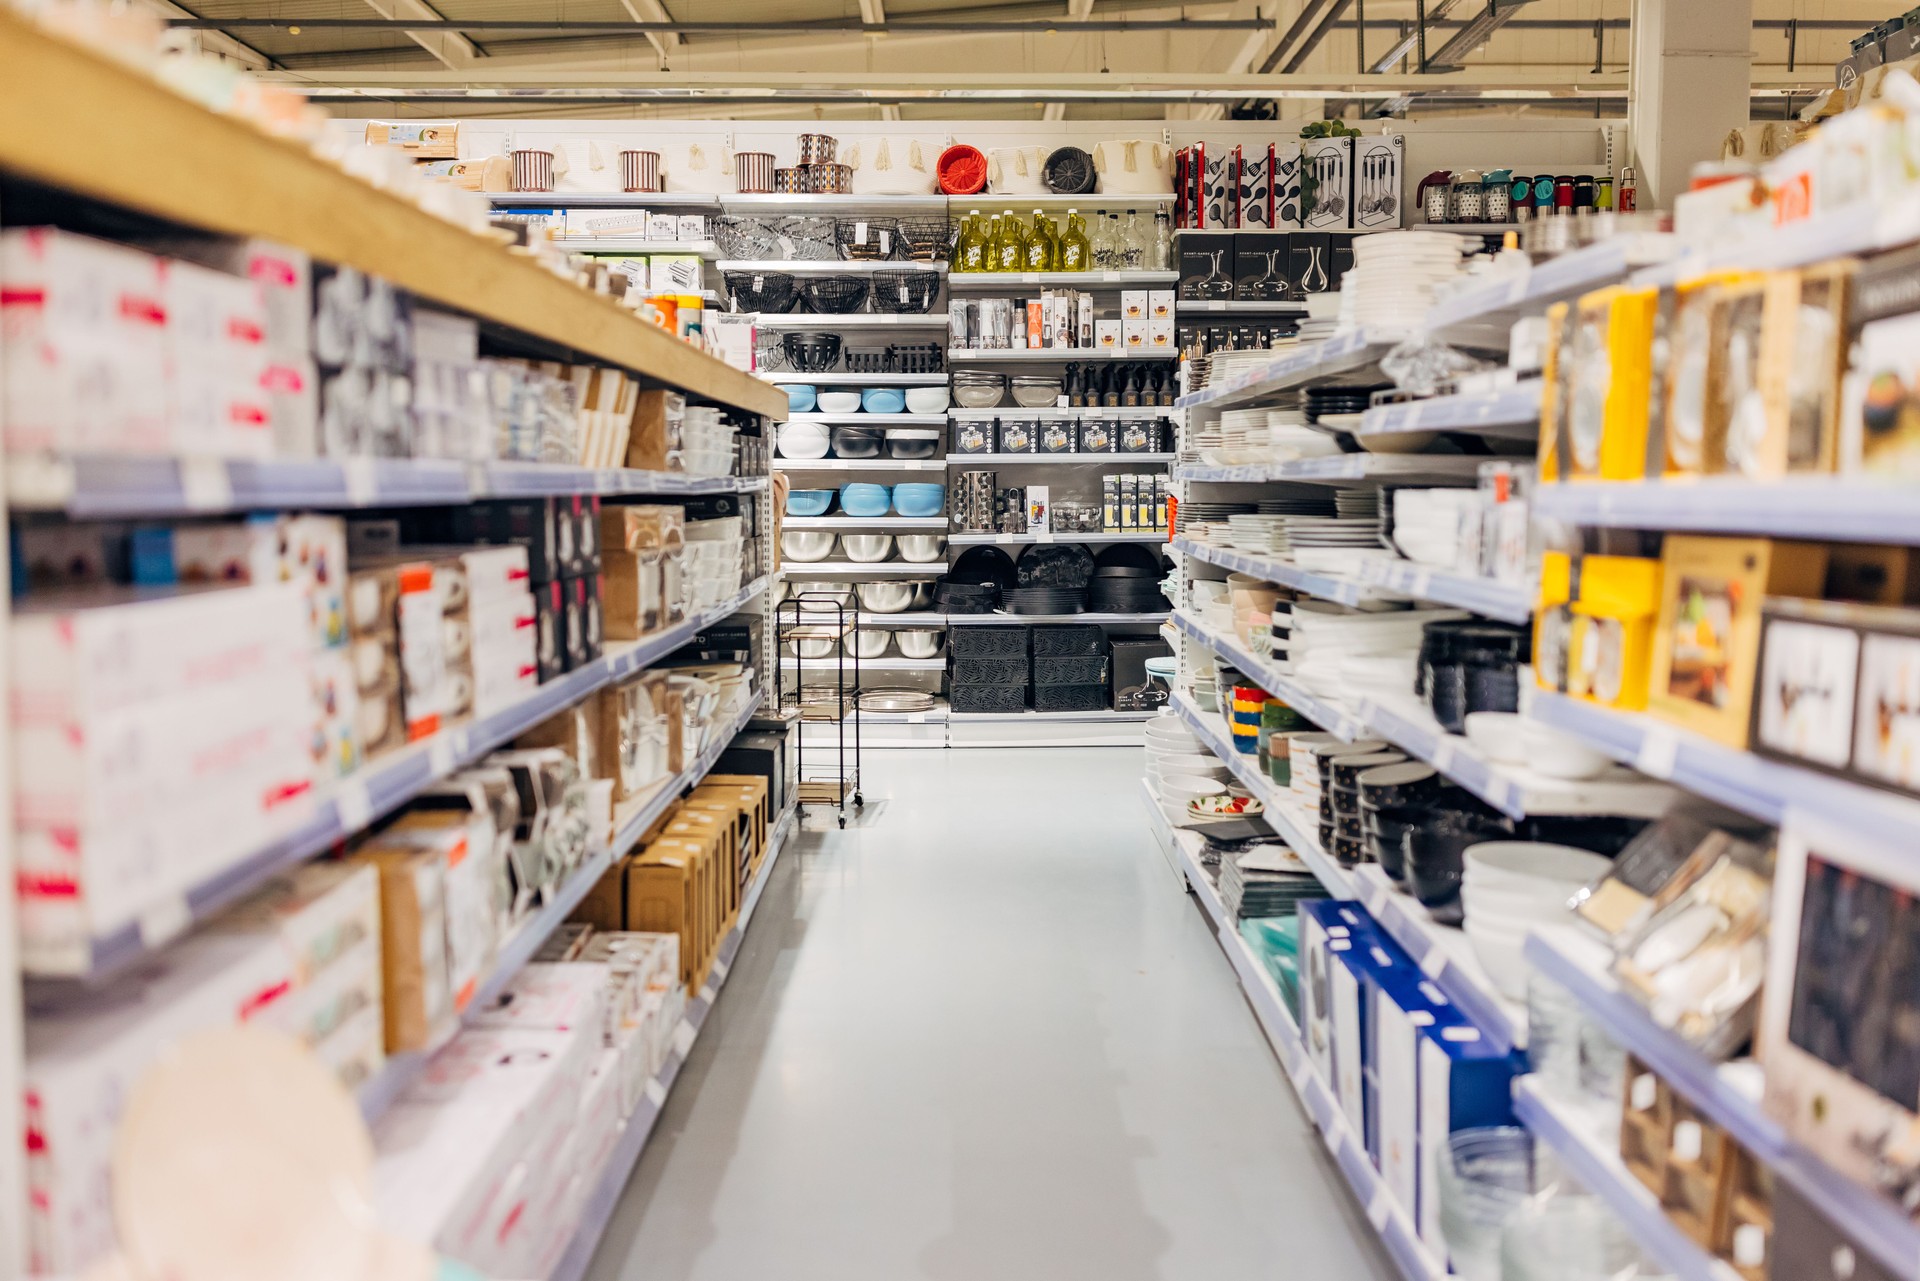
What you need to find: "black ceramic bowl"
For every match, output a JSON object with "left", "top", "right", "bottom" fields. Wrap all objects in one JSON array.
[
  {"left": 1307, "top": 738, "right": 1388, "bottom": 786},
  {"left": 1357, "top": 761, "right": 1443, "bottom": 810},
  {"left": 1404, "top": 810, "right": 1513, "bottom": 924},
  {"left": 1329, "top": 751, "right": 1408, "bottom": 793},
  {"left": 1361, "top": 804, "right": 1423, "bottom": 884},
  {"left": 1333, "top": 810, "right": 1364, "bottom": 841},
  {"left": 1319, "top": 820, "right": 1336, "bottom": 851},
  {"left": 1330, "top": 833, "right": 1370, "bottom": 868}
]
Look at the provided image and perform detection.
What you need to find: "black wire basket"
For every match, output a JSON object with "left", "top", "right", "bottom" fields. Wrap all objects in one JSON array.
[
  {"left": 1031, "top": 624, "right": 1106, "bottom": 656},
  {"left": 844, "top": 345, "right": 891, "bottom": 374},
  {"left": 836, "top": 217, "right": 899, "bottom": 261},
  {"left": 895, "top": 217, "right": 953, "bottom": 262},
  {"left": 782, "top": 331, "right": 844, "bottom": 373},
  {"left": 949, "top": 625, "right": 1027, "bottom": 658},
  {"left": 951, "top": 656, "right": 1030, "bottom": 685},
  {"left": 724, "top": 270, "right": 799, "bottom": 314},
  {"left": 1034, "top": 654, "right": 1110, "bottom": 686},
  {"left": 801, "top": 275, "right": 872, "bottom": 315},
  {"left": 889, "top": 342, "right": 945, "bottom": 374},
  {"left": 870, "top": 270, "right": 943, "bottom": 315}
]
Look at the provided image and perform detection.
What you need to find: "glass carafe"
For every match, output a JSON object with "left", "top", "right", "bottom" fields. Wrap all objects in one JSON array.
[
  {"left": 1151, "top": 203, "right": 1173, "bottom": 271},
  {"left": 1060, "top": 211, "right": 1092, "bottom": 272},
  {"left": 1025, "top": 211, "right": 1055, "bottom": 271},
  {"left": 994, "top": 209, "right": 1025, "bottom": 271},
  {"left": 1121, "top": 210, "right": 1145, "bottom": 270}
]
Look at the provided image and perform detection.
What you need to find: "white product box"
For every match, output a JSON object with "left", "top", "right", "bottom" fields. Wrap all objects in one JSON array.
[
  {"left": 161, "top": 257, "right": 273, "bottom": 459},
  {"left": 1122, "top": 318, "right": 1147, "bottom": 350},
  {"left": 314, "top": 998, "right": 387, "bottom": 1091},
  {"left": 1026, "top": 484, "right": 1050, "bottom": 533},
  {"left": 412, "top": 307, "right": 480, "bottom": 366},
  {"left": 1120, "top": 289, "right": 1148, "bottom": 321},
  {"left": 577, "top": 1043, "right": 627, "bottom": 1172},
  {"left": 562, "top": 209, "right": 649, "bottom": 238},
  {"left": 1095, "top": 319, "right": 1122, "bottom": 350},
  {"left": 675, "top": 214, "right": 708, "bottom": 242},
  {"left": 460, "top": 544, "right": 534, "bottom": 601},
  {"left": 1, "top": 227, "right": 170, "bottom": 455},
  {"left": 310, "top": 643, "right": 363, "bottom": 781},
  {"left": 1148, "top": 289, "right": 1174, "bottom": 321},
  {"left": 369, "top": 820, "right": 499, "bottom": 1019},
  {"left": 645, "top": 212, "right": 681, "bottom": 242},
  {"left": 1147, "top": 317, "right": 1176, "bottom": 350},
  {"left": 174, "top": 514, "right": 350, "bottom": 650},
  {"left": 601, "top": 254, "right": 649, "bottom": 292},
  {"left": 649, "top": 254, "right": 703, "bottom": 292},
  {"left": 707, "top": 313, "right": 756, "bottom": 372},
  {"left": 251, "top": 932, "right": 383, "bottom": 1051},
  {"left": 208, "top": 861, "right": 380, "bottom": 983},
  {"left": 470, "top": 962, "right": 610, "bottom": 1038},
  {"left": 25, "top": 932, "right": 298, "bottom": 1274}
]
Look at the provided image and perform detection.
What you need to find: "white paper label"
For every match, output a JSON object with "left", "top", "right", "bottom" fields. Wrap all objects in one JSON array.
[
  {"left": 428, "top": 736, "right": 455, "bottom": 776},
  {"left": 466, "top": 461, "right": 490, "bottom": 496},
  {"left": 995, "top": 532, "right": 1014, "bottom": 544},
  {"left": 908, "top": 711, "right": 928, "bottom": 724},
  {"left": 644, "top": 1077, "right": 668, "bottom": 1106},
  {"left": 1366, "top": 1189, "right": 1393, "bottom": 1231},
  {"left": 336, "top": 779, "right": 373, "bottom": 833},
  {"left": 342, "top": 457, "right": 378, "bottom": 506},
  {"left": 1419, "top": 948, "right": 1448, "bottom": 979},
  {"left": 1634, "top": 729, "right": 1679, "bottom": 779},
  {"left": 179, "top": 458, "right": 232, "bottom": 511},
  {"left": 137, "top": 893, "right": 192, "bottom": 948},
  {"left": 673, "top": 1021, "right": 696, "bottom": 1055},
  {"left": 1431, "top": 739, "right": 1457, "bottom": 773},
  {"left": 1022, "top": 272, "right": 1040, "bottom": 283},
  {"left": 712, "top": 957, "right": 730, "bottom": 981}
]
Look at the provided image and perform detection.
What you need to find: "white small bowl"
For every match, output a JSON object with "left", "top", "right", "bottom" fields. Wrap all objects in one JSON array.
[
  {"left": 1464, "top": 841, "right": 1611, "bottom": 891},
  {"left": 904, "top": 386, "right": 951, "bottom": 415},
  {"left": 1464, "top": 712, "right": 1528, "bottom": 765},
  {"left": 1520, "top": 720, "right": 1613, "bottom": 780},
  {"left": 1153, "top": 751, "right": 1226, "bottom": 777},
  {"left": 1160, "top": 773, "right": 1228, "bottom": 808},
  {"left": 817, "top": 390, "right": 863, "bottom": 414},
  {"left": 777, "top": 421, "right": 832, "bottom": 459}
]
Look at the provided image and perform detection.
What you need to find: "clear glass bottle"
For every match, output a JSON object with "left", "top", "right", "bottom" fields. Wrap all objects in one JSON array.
[
  {"left": 1060, "top": 210, "right": 1092, "bottom": 272},
  {"left": 1109, "top": 214, "right": 1128, "bottom": 269},
  {"left": 1151, "top": 203, "right": 1173, "bottom": 272},
  {"left": 1090, "top": 213, "right": 1113, "bottom": 270},
  {"left": 1121, "top": 210, "right": 1145, "bottom": 270}
]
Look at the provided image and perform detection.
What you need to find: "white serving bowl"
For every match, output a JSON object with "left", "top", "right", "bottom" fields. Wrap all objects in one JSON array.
[
  {"left": 896, "top": 629, "right": 943, "bottom": 658},
  {"left": 896, "top": 534, "right": 947, "bottom": 563},
  {"left": 1463, "top": 922, "right": 1531, "bottom": 1000},
  {"left": 856, "top": 580, "right": 916, "bottom": 613},
  {"left": 904, "top": 386, "right": 951, "bottom": 415},
  {"left": 846, "top": 629, "right": 891, "bottom": 659},
  {"left": 777, "top": 421, "right": 831, "bottom": 459},
  {"left": 840, "top": 533, "right": 895, "bottom": 563},
  {"left": 816, "top": 390, "right": 863, "bottom": 414},
  {"left": 1464, "top": 841, "right": 1610, "bottom": 893},
  {"left": 1146, "top": 723, "right": 1201, "bottom": 751},
  {"left": 1152, "top": 751, "right": 1226, "bottom": 777},
  {"left": 1519, "top": 720, "right": 1613, "bottom": 780},
  {"left": 1160, "top": 773, "right": 1228, "bottom": 809},
  {"left": 1464, "top": 712, "right": 1528, "bottom": 765},
  {"left": 780, "top": 530, "right": 836, "bottom": 562}
]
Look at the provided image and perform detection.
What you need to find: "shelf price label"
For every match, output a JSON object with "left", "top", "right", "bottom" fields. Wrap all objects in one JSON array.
[
  {"left": 179, "top": 458, "right": 233, "bottom": 511},
  {"left": 1633, "top": 729, "right": 1679, "bottom": 780}
]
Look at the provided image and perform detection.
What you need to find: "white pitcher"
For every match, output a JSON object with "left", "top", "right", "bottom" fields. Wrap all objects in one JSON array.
[
  {"left": 1093, "top": 139, "right": 1171, "bottom": 194},
  {"left": 987, "top": 145, "right": 1050, "bottom": 195}
]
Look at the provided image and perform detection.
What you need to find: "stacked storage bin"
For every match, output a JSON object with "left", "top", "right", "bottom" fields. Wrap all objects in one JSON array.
[
  {"left": 1030, "top": 625, "right": 1109, "bottom": 713},
  {"left": 948, "top": 625, "right": 1030, "bottom": 713}
]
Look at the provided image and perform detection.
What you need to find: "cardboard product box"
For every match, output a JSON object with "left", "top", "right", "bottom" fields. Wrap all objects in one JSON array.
[
  {"left": 532, "top": 579, "right": 567, "bottom": 682},
  {"left": 626, "top": 389, "right": 685, "bottom": 472},
  {"left": 1301, "top": 136, "right": 1352, "bottom": 231},
  {"left": 650, "top": 254, "right": 703, "bottom": 293},
  {"left": 624, "top": 837, "right": 712, "bottom": 992},
  {"left": 208, "top": 861, "right": 380, "bottom": 987},
  {"left": 645, "top": 212, "right": 680, "bottom": 242},
  {"left": 365, "top": 121, "right": 459, "bottom": 157},
  {"left": 346, "top": 843, "right": 452, "bottom": 1053},
  {"left": 366, "top": 816, "right": 498, "bottom": 1024},
  {"left": 173, "top": 513, "right": 350, "bottom": 651},
  {"left": 602, "top": 548, "right": 666, "bottom": 641},
  {"left": 1349, "top": 135, "right": 1406, "bottom": 231},
  {"left": 1147, "top": 317, "right": 1176, "bottom": 353},
  {"left": 456, "top": 498, "right": 566, "bottom": 583},
  {"left": 1121, "top": 289, "right": 1149, "bottom": 322},
  {"left": 702, "top": 773, "right": 771, "bottom": 844},
  {"left": 1111, "top": 637, "right": 1172, "bottom": 711},
  {"left": 1288, "top": 233, "right": 1334, "bottom": 298},
  {"left": 1327, "top": 233, "right": 1359, "bottom": 290},
  {"left": 1148, "top": 289, "right": 1175, "bottom": 322},
  {"left": 469, "top": 961, "right": 610, "bottom": 1040},
  {"left": 1232, "top": 233, "right": 1291, "bottom": 301},
  {"left": 1177, "top": 243, "right": 1234, "bottom": 302},
  {"left": 0, "top": 227, "right": 169, "bottom": 457},
  {"left": 22, "top": 931, "right": 298, "bottom": 1273},
  {"left": 1298, "top": 902, "right": 1383, "bottom": 1092},
  {"left": 1095, "top": 319, "right": 1123, "bottom": 350},
  {"left": 1122, "top": 318, "right": 1148, "bottom": 352},
  {"left": 714, "top": 732, "right": 792, "bottom": 818},
  {"left": 662, "top": 809, "right": 740, "bottom": 921}
]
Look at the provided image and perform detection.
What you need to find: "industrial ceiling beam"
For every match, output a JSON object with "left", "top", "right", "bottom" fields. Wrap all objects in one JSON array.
[
  {"left": 860, "top": 0, "right": 887, "bottom": 27},
  {"left": 619, "top": 0, "right": 679, "bottom": 61},
  {"left": 1422, "top": 0, "right": 1540, "bottom": 71},
  {"left": 138, "top": 0, "right": 275, "bottom": 68},
  {"left": 1365, "top": 0, "right": 1458, "bottom": 69},
  {"left": 1279, "top": 0, "right": 1356, "bottom": 72},
  {"left": 179, "top": 15, "right": 1275, "bottom": 31},
  {"left": 357, "top": 0, "right": 480, "bottom": 69}
]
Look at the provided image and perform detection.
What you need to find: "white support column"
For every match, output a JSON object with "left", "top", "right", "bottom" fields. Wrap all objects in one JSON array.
[{"left": 1626, "top": 0, "right": 1752, "bottom": 208}]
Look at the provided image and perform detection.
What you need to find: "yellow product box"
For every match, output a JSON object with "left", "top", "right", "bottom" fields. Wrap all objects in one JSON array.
[
  {"left": 1566, "top": 555, "right": 1662, "bottom": 710},
  {"left": 1566, "top": 286, "right": 1658, "bottom": 481}
]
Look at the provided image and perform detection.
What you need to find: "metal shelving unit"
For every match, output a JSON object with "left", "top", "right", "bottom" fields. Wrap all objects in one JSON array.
[
  {"left": 946, "top": 452, "right": 1175, "bottom": 463},
  {"left": 1357, "top": 382, "right": 1543, "bottom": 443},
  {"left": 1531, "top": 475, "right": 1920, "bottom": 542},
  {"left": 1177, "top": 328, "right": 1400, "bottom": 413},
  {"left": 947, "top": 269, "right": 1177, "bottom": 289},
  {"left": 949, "top": 347, "right": 1178, "bottom": 362},
  {"left": 752, "top": 312, "right": 950, "bottom": 329}
]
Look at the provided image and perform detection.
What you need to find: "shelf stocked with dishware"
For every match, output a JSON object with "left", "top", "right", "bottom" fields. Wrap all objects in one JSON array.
[
  {"left": 1531, "top": 476, "right": 1920, "bottom": 543},
  {"left": 1349, "top": 559, "right": 1534, "bottom": 626},
  {"left": 948, "top": 271, "right": 1178, "bottom": 290},
  {"left": 1173, "top": 537, "right": 1380, "bottom": 609},
  {"left": 1423, "top": 231, "right": 1676, "bottom": 335},
  {"left": 720, "top": 193, "right": 951, "bottom": 214},
  {"left": 796, "top": 656, "right": 946, "bottom": 672},
  {"left": 786, "top": 413, "right": 947, "bottom": 427},
  {"left": 1177, "top": 329, "right": 1401, "bottom": 413},
  {"left": 757, "top": 370, "right": 948, "bottom": 385},
  {"left": 945, "top": 610, "right": 1168, "bottom": 626},
  {"left": 774, "top": 458, "right": 947, "bottom": 473},
  {"left": 1175, "top": 298, "right": 1310, "bottom": 314},
  {"left": 1523, "top": 925, "right": 1920, "bottom": 1281},
  {"left": 751, "top": 312, "right": 952, "bottom": 329},
  {"left": 947, "top": 452, "right": 1174, "bottom": 465},
  {"left": 949, "top": 531, "right": 1167, "bottom": 545},
  {"left": 718, "top": 258, "right": 950, "bottom": 276},
  {"left": 781, "top": 561, "right": 948, "bottom": 578},
  {"left": 1175, "top": 455, "right": 1487, "bottom": 484},
  {"left": 783, "top": 516, "right": 949, "bottom": 531},
  {"left": 550, "top": 238, "right": 720, "bottom": 259},
  {"left": 1357, "top": 383, "right": 1543, "bottom": 444},
  {"left": 948, "top": 406, "right": 1171, "bottom": 422}
]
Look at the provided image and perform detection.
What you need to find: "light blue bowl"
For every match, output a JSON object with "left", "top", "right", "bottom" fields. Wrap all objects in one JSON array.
[
  {"left": 787, "top": 488, "right": 834, "bottom": 517},
  {"left": 839, "top": 483, "right": 893, "bottom": 518},
  {"left": 777, "top": 384, "right": 817, "bottom": 414},
  {"left": 861, "top": 387, "right": 908, "bottom": 414},
  {"left": 892, "top": 482, "right": 946, "bottom": 517}
]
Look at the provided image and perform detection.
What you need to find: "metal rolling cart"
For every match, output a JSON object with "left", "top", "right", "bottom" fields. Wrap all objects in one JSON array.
[{"left": 775, "top": 593, "right": 864, "bottom": 827}]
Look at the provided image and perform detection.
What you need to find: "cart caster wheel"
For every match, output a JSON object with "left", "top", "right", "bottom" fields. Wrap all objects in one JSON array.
[
  {"left": 838, "top": 815, "right": 847, "bottom": 828},
  {"left": 854, "top": 793, "right": 865, "bottom": 808}
]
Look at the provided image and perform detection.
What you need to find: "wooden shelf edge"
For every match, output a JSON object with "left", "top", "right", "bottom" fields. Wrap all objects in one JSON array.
[{"left": 0, "top": 13, "right": 784, "bottom": 421}]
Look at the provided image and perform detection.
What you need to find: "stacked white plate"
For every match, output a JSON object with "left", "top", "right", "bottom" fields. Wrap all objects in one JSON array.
[
  {"left": 1462, "top": 842, "right": 1612, "bottom": 1000},
  {"left": 1345, "top": 231, "right": 1469, "bottom": 331},
  {"left": 1288, "top": 602, "right": 1464, "bottom": 695},
  {"left": 1145, "top": 714, "right": 1228, "bottom": 819},
  {"left": 1392, "top": 487, "right": 1481, "bottom": 567}
]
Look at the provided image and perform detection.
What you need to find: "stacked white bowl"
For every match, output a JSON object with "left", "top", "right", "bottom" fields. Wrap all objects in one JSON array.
[
  {"left": 676, "top": 405, "right": 739, "bottom": 477},
  {"left": 683, "top": 516, "right": 745, "bottom": 611},
  {"left": 1461, "top": 841, "right": 1611, "bottom": 1001},
  {"left": 1144, "top": 714, "right": 1229, "bottom": 824}
]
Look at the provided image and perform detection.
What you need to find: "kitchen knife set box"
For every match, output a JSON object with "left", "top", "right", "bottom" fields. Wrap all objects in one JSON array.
[{"left": 1174, "top": 136, "right": 1403, "bottom": 231}]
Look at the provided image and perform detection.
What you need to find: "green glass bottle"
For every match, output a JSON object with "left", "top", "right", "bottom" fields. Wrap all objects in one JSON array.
[
  {"left": 1024, "top": 210, "right": 1054, "bottom": 272},
  {"left": 995, "top": 208, "right": 1025, "bottom": 271},
  {"left": 1060, "top": 210, "right": 1091, "bottom": 272},
  {"left": 956, "top": 211, "right": 987, "bottom": 272}
]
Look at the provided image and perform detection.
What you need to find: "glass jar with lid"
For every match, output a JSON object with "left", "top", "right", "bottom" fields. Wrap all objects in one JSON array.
[{"left": 1450, "top": 168, "right": 1486, "bottom": 222}]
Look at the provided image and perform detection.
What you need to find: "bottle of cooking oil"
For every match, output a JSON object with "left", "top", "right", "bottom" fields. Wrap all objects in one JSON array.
[
  {"left": 995, "top": 208, "right": 1025, "bottom": 271},
  {"left": 954, "top": 211, "right": 987, "bottom": 272},
  {"left": 1025, "top": 210, "right": 1055, "bottom": 271},
  {"left": 1060, "top": 211, "right": 1091, "bottom": 272}
]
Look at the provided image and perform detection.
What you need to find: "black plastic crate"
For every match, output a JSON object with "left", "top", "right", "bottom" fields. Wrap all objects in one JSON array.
[
  {"left": 950, "top": 683, "right": 1029, "bottom": 714},
  {"left": 1033, "top": 683, "right": 1111, "bottom": 713},
  {"left": 1034, "top": 654, "right": 1110, "bottom": 687},
  {"left": 949, "top": 626, "right": 1029, "bottom": 659},
  {"left": 1031, "top": 625, "right": 1106, "bottom": 657},
  {"left": 951, "top": 656, "right": 1029, "bottom": 685}
]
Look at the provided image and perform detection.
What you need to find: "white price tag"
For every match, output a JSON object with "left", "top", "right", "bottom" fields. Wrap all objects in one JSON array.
[
  {"left": 179, "top": 458, "right": 233, "bottom": 511},
  {"left": 1036, "top": 530, "right": 1054, "bottom": 543},
  {"left": 1102, "top": 271, "right": 1121, "bottom": 283},
  {"left": 342, "top": 456, "right": 378, "bottom": 506},
  {"left": 908, "top": 711, "right": 928, "bottom": 724},
  {"left": 1022, "top": 272, "right": 1041, "bottom": 283},
  {"left": 711, "top": 956, "right": 730, "bottom": 981},
  {"left": 137, "top": 894, "right": 192, "bottom": 949},
  {"left": 1634, "top": 729, "right": 1679, "bottom": 780},
  {"left": 1359, "top": 878, "right": 1385, "bottom": 912},
  {"left": 1408, "top": 570, "right": 1433, "bottom": 599},
  {"left": 1419, "top": 947, "right": 1448, "bottom": 980},
  {"left": 428, "top": 736, "right": 455, "bottom": 777},
  {"left": 995, "top": 532, "right": 1014, "bottom": 544},
  {"left": 1322, "top": 1122, "right": 1345, "bottom": 1157},
  {"left": 1366, "top": 1190, "right": 1393, "bottom": 1231},
  {"left": 1431, "top": 738, "right": 1457, "bottom": 773},
  {"left": 336, "top": 778, "right": 373, "bottom": 833},
  {"left": 466, "top": 460, "right": 490, "bottom": 496},
  {"left": 673, "top": 1021, "right": 696, "bottom": 1055},
  {"left": 644, "top": 1077, "right": 668, "bottom": 1106}
]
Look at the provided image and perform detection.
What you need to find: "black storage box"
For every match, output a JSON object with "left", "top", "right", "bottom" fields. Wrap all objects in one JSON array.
[
  {"left": 1111, "top": 637, "right": 1173, "bottom": 711},
  {"left": 716, "top": 727, "right": 793, "bottom": 817},
  {"left": 1233, "top": 232, "right": 1293, "bottom": 301}
]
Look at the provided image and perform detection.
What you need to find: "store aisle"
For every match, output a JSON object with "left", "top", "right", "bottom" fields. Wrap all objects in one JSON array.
[{"left": 586, "top": 747, "right": 1398, "bottom": 1281}]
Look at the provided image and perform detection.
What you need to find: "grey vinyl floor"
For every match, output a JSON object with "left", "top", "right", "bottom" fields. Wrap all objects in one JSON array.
[{"left": 584, "top": 746, "right": 1397, "bottom": 1281}]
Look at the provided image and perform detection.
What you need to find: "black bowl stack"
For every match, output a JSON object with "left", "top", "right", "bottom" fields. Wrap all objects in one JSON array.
[
  {"left": 948, "top": 625, "right": 1029, "bottom": 713},
  {"left": 1030, "top": 624, "right": 1109, "bottom": 713}
]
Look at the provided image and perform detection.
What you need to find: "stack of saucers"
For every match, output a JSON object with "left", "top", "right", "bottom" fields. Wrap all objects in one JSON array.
[{"left": 1345, "top": 231, "right": 1469, "bottom": 332}]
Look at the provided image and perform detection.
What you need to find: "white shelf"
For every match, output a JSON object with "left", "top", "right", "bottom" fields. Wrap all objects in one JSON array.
[
  {"left": 1172, "top": 610, "right": 1363, "bottom": 740},
  {"left": 774, "top": 457, "right": 947, "bottom": 472},
  {"left": 356, "top": 688, "right": 766, "bottom": 1122},
  {"left": 546, "top": 804, "right": 798, "bottom": 1281},
  {"left": 784, "top": 414, "right": 947, "bottom": 426},
  {"left": 751, "top": 312, "right": 950, "bottom": 329},
  {"left": 950, "top": 347, "right": 1176, "bottom": 361},
  {"left": 962, "top": 193, "right": 1179, "bottom": 208},
  {"left": 719, "top": 259, "right": 948, "bottom": 275},
  {"left": 1350, "top": 559, "right": 1534, "bottom": 625},
  {"left": 1171, "top": 830, "right": 1447, "bottom": 1281},
  {"left": 1177, "top": 328, "right": 1401, "bottom": 412},
  {"left": 946, "top": 610, "right": 1166, "bottom": 625},
  {"left": 1358, "top": 382, "right": 1542, "bottom": 443},
  {"left": 24, "top": 576, "right": 770, "bottom": 982},
  {"left": 1532, "top": 475, "right": 1920, "bottom": 543},
  {"left": 720, "top": 193, "right": 950, "bottom": 213},
  {"left": 782, "top": 516, "right": 948, "bottom": 530},
  {"left": 1424, "top": 232, "right": 1677, "bottom": 335},
  {"left": 796, "top": 656, "right": 945, "bottom": 671},
  {"left": 759, "top": 371, "right": 949, "bottom": 386},
  {"left": 1173, "top": 537, "right": 1382, "bottom": 609},
  {"left": 948, "top": 530, "right": 1166, "bottom": 544},
  {"left": 947, "top": 452, "right": 1174, "bottom": 464},
  {"left": 561, "top": 238, "right": 718, "bottom": 258},
  {"left": 1175, "top": 455, "right": 1485, "bottom": 484},
  {"left": 783, "top": 561, "right": 946, "bottom": 578},
  {"left": 948, "top": 407, "right": 1171, "bottom": 421},
  {"left": 1524, "top": 924, "right": 1920, "bottom": 1281},
  {"left": 947, "top": 270, "right": 1177, "bottom": 289},
  {"left": 1175, "top": 299, "right": 1308, "bottom": 313},
  {"left": 1513, "top": 1078, "right": 1746, "bottom": 1281},
  {"left": 489, "top": 193, "right": 720, "bottom": 209}
]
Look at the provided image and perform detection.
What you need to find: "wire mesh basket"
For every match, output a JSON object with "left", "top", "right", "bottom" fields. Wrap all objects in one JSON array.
[
  {"left": 1033, "top": 684, "right": 1109, "bottom": 713},
  {"left": 836, "top": 217, "right": 899, "bottom": 261},
  {"left": 895, "top": 217, "right": 953, "bottom": 262},
  {"left": 1031, "top": 624, "right": 1106, "bottom": 656},
  {"left": 801, "top": 275, "right": 872, "bottom": 315},
  {"left": 724, "top": 270, "right": 800, "bottom": 313},
  {"left": 949, "top": 683, "right": 1030, "bottom": 713},
  {"left": 712, "top": 215, "right": 838, "bottom": 261},
  {"left": 889, "top": 342, "right": 945, "bottom": 374},
  {"left": 949, "top": 626, "right": 1028, "bottom": 658},
  {"left": 1033, "top": 654, "right": 1110, "bottom": 686},
  {"left": 782, "top": 332, "right": 844, "bottom": 372},
  {"left": 871, "top": 269, "right": 943, "bottom": 315}
]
